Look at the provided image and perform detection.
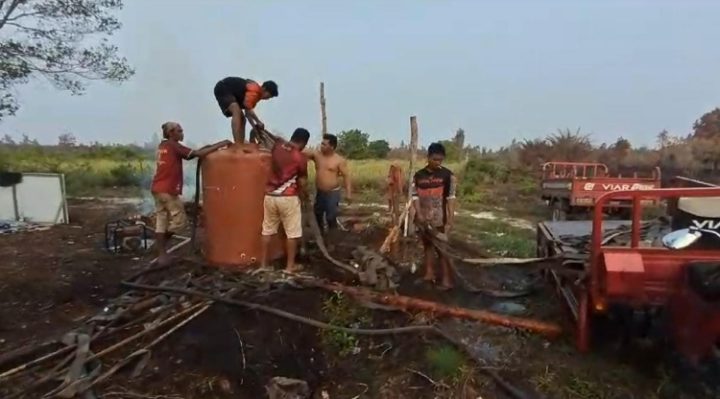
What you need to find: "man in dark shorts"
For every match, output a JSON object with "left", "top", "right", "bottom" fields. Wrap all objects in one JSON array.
[
  {"left": 261, "top": 128, "right": 310, "bottom": 273},
  {"left": 213, "top": 77, "right": 278, "bottom": 144},
  {"left": 306, "top": 134, "right": 352, "bottom": 235},
  {"left": 411, "top": 142, "right": 457, "bottom": 290}
]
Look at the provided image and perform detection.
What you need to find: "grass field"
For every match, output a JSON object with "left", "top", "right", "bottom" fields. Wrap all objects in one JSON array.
[
  {"left": 331, "top": 159, "right": 463, "bottom": 202},
  {"left": 2, "top": 149, "right": 464, "bottom": 199}
]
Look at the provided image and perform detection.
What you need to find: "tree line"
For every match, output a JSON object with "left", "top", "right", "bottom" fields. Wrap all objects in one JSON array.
[{"left": 5, "top": 101, "right": 720, "bottom": 178}]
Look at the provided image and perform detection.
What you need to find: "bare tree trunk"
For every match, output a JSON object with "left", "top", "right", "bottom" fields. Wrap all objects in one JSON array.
[
  {"left": 404, "top": 116, "right": 419, "bottom": 237},
  {"left": 320, "top": 82, "right": 328, "bottom": 136}
]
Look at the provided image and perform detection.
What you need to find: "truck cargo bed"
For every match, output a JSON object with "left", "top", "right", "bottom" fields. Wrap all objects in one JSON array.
[{"left": 538, "top": 219, "right": 669, "bottom": 256}]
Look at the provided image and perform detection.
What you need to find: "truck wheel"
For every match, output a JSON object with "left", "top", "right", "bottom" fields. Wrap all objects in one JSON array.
[{"left": 552, "top": 201, "right": 567, "bottom": 221}]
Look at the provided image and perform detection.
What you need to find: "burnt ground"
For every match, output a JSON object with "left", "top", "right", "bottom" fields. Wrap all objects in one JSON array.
[
  {"left": 0, "top": 199, "right": 147, "bottom": 346},
  {"left": 0, "top": 199, "right": 718, "bottom": 398}
]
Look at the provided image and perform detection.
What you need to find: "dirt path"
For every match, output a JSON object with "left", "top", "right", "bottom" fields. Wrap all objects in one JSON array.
[{"left": 344, "top": 202, "right": 536, "bottom": 231}]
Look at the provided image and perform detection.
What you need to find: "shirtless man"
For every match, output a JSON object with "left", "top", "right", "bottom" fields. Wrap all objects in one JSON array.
[{"left": 307, "top": 134, "right": 352, "bottom": 233}]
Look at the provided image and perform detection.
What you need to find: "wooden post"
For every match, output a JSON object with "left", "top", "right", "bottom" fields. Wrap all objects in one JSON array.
[
  {"left": 320, "top": 82, "right": 328, "bottom": 136},
  {"left": 404, "top": 116, "right": 419, "bottom": 237},
  {"left": 388, "top": 164, "right": 402, "bottom": 226}
]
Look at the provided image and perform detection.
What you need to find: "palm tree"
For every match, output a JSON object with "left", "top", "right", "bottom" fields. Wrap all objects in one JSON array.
[{"left": 546, "top": 128, "right": 592, "bottom": 161}]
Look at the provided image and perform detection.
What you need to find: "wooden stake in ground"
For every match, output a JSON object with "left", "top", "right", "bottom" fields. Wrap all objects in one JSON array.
[
  {"left": 403, "top": 116, "right": 419, "bottom": 237},
  {"left": 320, "top": 82, "right": 328, "bottom": 136},
  {"left": 387, "top": 163, "right": 403, "bottom": 227},
  {"left": 381, "top": 197, "right": 413, "bottom": 254}
]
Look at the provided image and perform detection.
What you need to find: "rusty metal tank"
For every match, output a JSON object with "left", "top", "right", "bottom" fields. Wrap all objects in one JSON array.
[{"left": 201, "top": 143, "right": 284, "bottom": 267}]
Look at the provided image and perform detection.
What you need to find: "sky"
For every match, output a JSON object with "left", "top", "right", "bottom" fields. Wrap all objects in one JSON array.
[{"left": 2, "top": 0, "right": 720, "bottom": 148}]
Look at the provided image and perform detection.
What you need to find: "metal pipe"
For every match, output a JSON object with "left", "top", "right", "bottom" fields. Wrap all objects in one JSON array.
[
  {"left": 305, "top": 280, "right": 563, "bottom": 338},
  {"left": 148, "top": 237, "right": 191, "bottom": 266}
]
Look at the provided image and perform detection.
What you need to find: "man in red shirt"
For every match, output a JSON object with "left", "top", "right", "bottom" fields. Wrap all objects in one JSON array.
[
  {"left": 260, "top": 128, "right": 310, "bottom": 273},
  {"left": 151, "top": 122, "right": 231, "bottom": 266},
  {"left": 213, "top": 77, "right": 278, "bottom": 144}
]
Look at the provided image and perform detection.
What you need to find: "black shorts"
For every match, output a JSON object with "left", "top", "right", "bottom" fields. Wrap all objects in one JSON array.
[{"left": 213, "top": 81, "right": 240, "bottom": 117}]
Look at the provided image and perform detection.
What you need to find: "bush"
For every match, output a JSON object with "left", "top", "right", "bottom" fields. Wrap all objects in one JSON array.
[
  {"left": 319, "top": 292, "right": 371, "bottom": 357},
  {"left": 106, "top": 163, "right": 142, "bottom": 187},
  {"left": 338, "top": 129, "right": 370, "bottom": 159},
  {"left": 516, "top": 175, "right": 539, "bottom": 196},
  {"left": 459, "top": 157, "right": 510, "bottom": 197},
  {"left": 367, "top": 139, "right": 391, "bottom": 159},
  {"left": 64, "top": 170, "right": 108, "bottom": 196}
]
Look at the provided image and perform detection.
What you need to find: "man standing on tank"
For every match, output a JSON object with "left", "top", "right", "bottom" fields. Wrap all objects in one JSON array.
[
  {"left": 151, "top": 122, "right": 231, "bottom": 266},
  {"left": 307, "top": 134, "right": 352, "bottom": 235},
  {"left": 261, "top": 128, "right": 311, "bottom": 273},
  {"left": 213, "top": 77, "right": 278, "bottom": 144}
]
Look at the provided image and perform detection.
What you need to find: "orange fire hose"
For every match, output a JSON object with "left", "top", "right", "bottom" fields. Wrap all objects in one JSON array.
[{"left": 302, "top": 279, "right": 563, "bottom": 339}]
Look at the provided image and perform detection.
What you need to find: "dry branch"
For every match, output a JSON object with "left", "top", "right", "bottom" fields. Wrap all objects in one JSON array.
[
  {"left": 0, "top": 306, "right": 168, "bottom": 382},
  {"left": 434, "top": 327, "right": 542, "bottom": 399},
  {"left": 122, "top": 281, "right": 434, "bottom": 336},
  {"left": 24, "top": 302, "right": 206, "bottom": 399},
  {"left": 68, "top": 303, "right": 212, "bottom": 395},
  {"left": 380, "top": 197, "right": 414, "bottom": 254}
]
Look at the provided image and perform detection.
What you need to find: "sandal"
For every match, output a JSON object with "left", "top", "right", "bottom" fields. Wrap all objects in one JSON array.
[
  {"left": 283, "top": 264, "right": 306, "bottom": 275},
  {"left": 251, "top": 266, "right": 274, "bottom": 275}
]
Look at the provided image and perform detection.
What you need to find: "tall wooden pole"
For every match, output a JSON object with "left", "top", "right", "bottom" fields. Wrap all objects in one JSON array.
[
  {"left": 320, "top": 82, "right": 328, "bottom": 136},
  {"left": 404, "top": 116, "right": 419, "bottom": 237}
]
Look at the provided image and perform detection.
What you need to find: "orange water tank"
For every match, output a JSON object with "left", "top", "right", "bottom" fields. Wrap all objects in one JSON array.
[{"left": 201, "top": 143, "right": 285, "bottom": 267}]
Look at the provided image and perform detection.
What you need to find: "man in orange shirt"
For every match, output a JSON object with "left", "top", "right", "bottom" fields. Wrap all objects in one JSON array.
[
  {"left": 151, "top": 122, "right": 231, "bottom": 266},
  {"left": 213, "top": 77, "right": 278, "bottom": 144}
]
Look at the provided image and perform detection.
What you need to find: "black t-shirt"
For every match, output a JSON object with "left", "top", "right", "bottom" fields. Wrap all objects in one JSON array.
[
  {"left": 220, "top": 77, "right": 247, "bottom": 97},
  {"left": 411, "top": 166, "right": 456, "bottom": 227},
  {"left": 217, "top": 77, "right": 263, "bottom": 110}
]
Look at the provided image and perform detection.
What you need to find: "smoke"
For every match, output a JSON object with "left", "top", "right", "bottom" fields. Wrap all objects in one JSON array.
[
  {"left": 137, "top": 158, "right": 200, "bottom": 216},
  {"left": 138, "top": 169, "right": 154, "bottom": 215},
  {"left": 181, "top": 159, "right": 200, "bottom": 203}
]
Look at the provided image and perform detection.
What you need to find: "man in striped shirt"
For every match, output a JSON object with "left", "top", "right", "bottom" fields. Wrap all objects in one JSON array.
[
  {"left": 260, "top": 128, "right": 310, "bottom": 272},
  {"left": 412, "top": 142, "right": 458, "bottom": 290}
]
